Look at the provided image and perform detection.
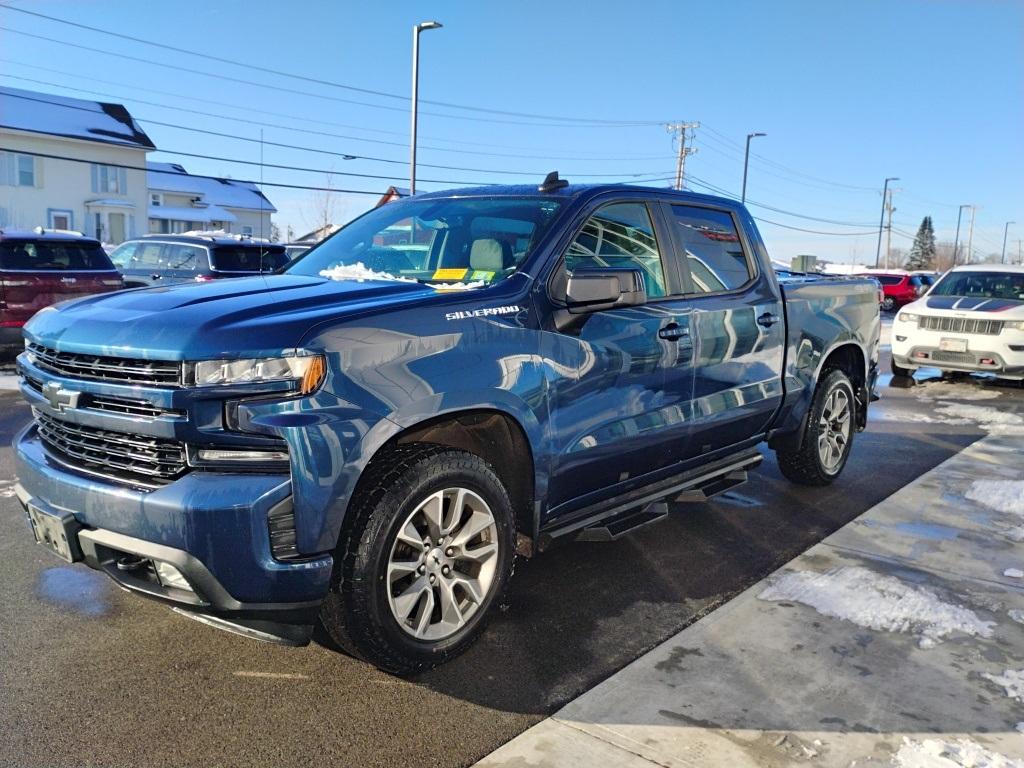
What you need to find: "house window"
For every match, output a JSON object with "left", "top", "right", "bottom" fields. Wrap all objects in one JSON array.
[
  {"left": 241, "top": 226, "right": 254, "bottom": 236},
  {"left": 0, "top": 151, "right": 38, "bottom": 187},
  {"left": 150, "top": 193, "right": 163, "bottom": 207},
  {"left": 93, "top": 164, "right": 125, "bottom": 194}
]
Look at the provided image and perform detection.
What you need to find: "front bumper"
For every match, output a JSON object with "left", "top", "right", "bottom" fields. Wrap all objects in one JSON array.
[
  {"left": 14, "top": 423, "right": 334, "bottom": 644},
  {"left": 891, "top": 323, "right": 1024, "bottom": 378}
]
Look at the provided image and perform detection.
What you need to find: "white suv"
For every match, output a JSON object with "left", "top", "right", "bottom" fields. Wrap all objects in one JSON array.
[{"left": 891, "top": 265, "right": 1024, "bottom": 380}]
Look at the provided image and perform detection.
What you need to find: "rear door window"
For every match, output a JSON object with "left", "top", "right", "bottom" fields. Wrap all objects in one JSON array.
[
  {"left": 0, "top": 240, "right": 116, "bottom": 271},
  {"left": 668, "top": 206, "right": 754, "bottom": 293}
]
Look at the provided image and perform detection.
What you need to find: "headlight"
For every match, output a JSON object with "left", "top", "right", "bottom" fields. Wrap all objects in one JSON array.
[
  {"left": 897, "top": 312, "right": 919, "bottom": 323},
  {"left": 189, "top": 353, "right": 326, "bottom": 393},
  {"left": 1005, "top": 320, "right": 1024, "bottom": 331}
]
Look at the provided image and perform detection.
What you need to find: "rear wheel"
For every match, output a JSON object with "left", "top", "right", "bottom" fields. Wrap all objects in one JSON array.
[
  {"left": 320, "top": 443, "right": 515, "bottom": 675},
  {"left": 881, "top": 296, "right": 896, "bottom": 312},
  {"left": 776, "top": 369, "right": 856, "bottom": 486}
]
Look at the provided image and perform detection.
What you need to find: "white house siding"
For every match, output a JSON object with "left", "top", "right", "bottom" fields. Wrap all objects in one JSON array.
[
  {"left": 227, "top": 208, "right": 273, "bottom": 237},
  {"left": 0, "top": 129, "right": 148, "bottom": 243}
]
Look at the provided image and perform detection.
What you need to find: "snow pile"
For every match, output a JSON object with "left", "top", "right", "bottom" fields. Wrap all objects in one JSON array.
[
  {"left": 1005, "top": 568, "right": 1024, "bottom": 579},
  {"left": 1009, "top": 610, "right": 1024, "bottom": 625},
  {"left": 319, "top": 263, "right": 417, "bottom": 283},
  {"left": 982, "top": 668, "right": 1024, "bottom": 703},
  {"left": 966, "top": 481, "right": 1024, "bottom": 517},
  {"left": 893, "top": 736, "right": 1024, "bottom": 768},
  {"left": 758, "top": 566, "right": 995, "bottom": 648},
  {"left": 934, "top": 403, "right": 1024, "bottom": 433},
  {"left": 426, "top": 281, "right": 486, "bottom": 291},
  {"left": 917, "top": 382, "right": 1002, "bottom": 401}
]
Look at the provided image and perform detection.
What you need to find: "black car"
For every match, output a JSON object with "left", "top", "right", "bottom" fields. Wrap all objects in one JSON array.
[{"left": 108, "top": 234, "right": 289, "bottom": 287}]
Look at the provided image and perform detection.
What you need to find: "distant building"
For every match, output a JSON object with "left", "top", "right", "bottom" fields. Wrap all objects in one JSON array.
[
  {"left": 294, "top": 224, "right": 341, "bottom": 244},
  {"left": 375, "top": 185, "right": 410, "bottom": 207},
  {"left": 0, "top": 85, "right": 154, "bottom": 244},
  {"left": 147, "top": 162, "right": 276, "bottom": 237}
]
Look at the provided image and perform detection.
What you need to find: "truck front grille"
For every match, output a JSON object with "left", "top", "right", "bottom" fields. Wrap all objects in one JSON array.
[
  {"left": 36, "top": 411, "right": 188, "bottom": 488},
  {"left": 27, "top": 343, "right": 182, "bottom": 387},
  {"left": 918, "top": 316, "right": 1004, "bottom": 335},
  {"left": 23, "top": 375, "right": 183, "bottom": 420}
]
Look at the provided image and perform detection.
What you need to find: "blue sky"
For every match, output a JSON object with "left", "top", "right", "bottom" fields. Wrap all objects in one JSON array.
[{"left": 0, "top": 0, "right": 1020, "bottom": 263}]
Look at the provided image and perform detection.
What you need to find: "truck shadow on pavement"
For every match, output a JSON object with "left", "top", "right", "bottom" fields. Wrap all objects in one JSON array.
[{"left": 376, "top": 428, "right": 978, "bottom": 717}]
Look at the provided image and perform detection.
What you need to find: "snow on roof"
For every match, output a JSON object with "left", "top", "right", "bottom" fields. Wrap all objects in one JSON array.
[
  {"left": 0, "top": 86, "right": 155, "bottom": 150},
  {"left": 148, "top": 161, "right": 277, "bottom": 213},
  {"left": 148, "top": 204, "right": 237, "bottom": 223}
]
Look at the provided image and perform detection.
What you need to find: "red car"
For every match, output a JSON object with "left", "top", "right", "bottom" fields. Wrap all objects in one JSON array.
[
  {"left": 853, "top": 272, "right": 927, "bottom": 312},
  {"left": 0, "top": 228, "right": 123, "bottom": 350}
]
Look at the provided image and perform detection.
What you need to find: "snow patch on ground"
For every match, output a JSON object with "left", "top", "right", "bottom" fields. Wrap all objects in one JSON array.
[
  {"left": 758, "top": 566, "right": 994, "bottom": 648},
  {"left": 893, "top": 736, "right": 1024, "bottom": 768},
  {"left": 319, "top": 263, "right": 417, "bottom": 283},
  {"left": 916, "top": 382, "right": 1002, "bottom": 401},
  {"left": 981, "top": 668, "right": 1024, "bottom": 703},
  {"left": 0, "top": 375, "right": 21, "bottom": 391},
  {"left": 1004, "top": 568, "right": 1024, "bottom": 579},
  {"left": 966, "top": 480, "right": 1024, "bottom": 517},
  {"left": 1009, "top": 609, "right": 1024, "bottom": 625},
  {"left": 934, "top": 403, "right": 1024, "bottom": 433}
]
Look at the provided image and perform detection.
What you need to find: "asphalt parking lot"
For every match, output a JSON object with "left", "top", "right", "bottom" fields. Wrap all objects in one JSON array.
[{"left": 1, "top": 342, "right": 1022, "bottom": 768}]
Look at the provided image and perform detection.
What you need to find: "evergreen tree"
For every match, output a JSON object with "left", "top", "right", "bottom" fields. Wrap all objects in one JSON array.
[{"left": 905, "top": 216, "right": 937, "bottom": 270}]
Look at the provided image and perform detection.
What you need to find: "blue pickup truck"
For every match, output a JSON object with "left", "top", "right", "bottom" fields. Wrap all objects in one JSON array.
[{"left": 14, "top": 179, "right": 879, "bottom": 673}]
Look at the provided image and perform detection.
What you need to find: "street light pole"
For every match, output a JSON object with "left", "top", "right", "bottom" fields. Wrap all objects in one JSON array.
[
  {"left": 409, "top": 20, "right": 442, "bottom": 196},
  {"left": 952, "top": 204, "right": 969, "bottom": 266},
  {"left": 874, "top": 177, "right": 898, "bottom": 268},
  {"left": 1001, "top": 221, "right": 1015, "bottom": 264},
  {"left": 741, "top": 132, "right": 765, "bottom": 204}
]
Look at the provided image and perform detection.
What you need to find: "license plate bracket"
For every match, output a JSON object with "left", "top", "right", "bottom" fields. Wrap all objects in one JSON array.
[
  {"left": 27, "top": 504, "right": 82, "bottom": 563},
  {"left": 939, "top": 337, "right": 969, "bottom": 353}
]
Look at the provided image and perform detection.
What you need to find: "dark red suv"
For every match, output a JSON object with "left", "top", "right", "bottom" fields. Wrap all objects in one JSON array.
[
  {"left": 0, "top": 229, "right": 123, "bottom": 350},
  {"left": 853, "top": 271, "right": 927, "bottom": 312}
]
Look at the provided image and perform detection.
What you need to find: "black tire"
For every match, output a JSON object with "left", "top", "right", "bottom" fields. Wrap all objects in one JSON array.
[
  {"left": 776, "top": 368, "right": 857, "bottom": 486},
  {"left": 320, "top": 443, "right": 516, "bottom": 675},
  {"left": 881, "top": 296, "right": 896, "bottom": 312},
  {"left": 891, "top": 358, "right": 916, "bottom": 378}
]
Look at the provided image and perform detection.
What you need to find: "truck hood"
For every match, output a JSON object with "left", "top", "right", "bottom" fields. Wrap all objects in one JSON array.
[
  {"left": 903, "top": 295, "right": 1024, "bottom": 318},
  {"left": 24, "top": 274, "right": 436, "bottom": 359}
]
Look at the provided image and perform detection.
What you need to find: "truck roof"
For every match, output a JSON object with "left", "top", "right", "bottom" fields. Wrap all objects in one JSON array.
[
  {"left": 412, "top": 182, "right": 741, "bottom": 210},
  {"left": 949, "top": 263, "right": 1024, "bottom": 274}
]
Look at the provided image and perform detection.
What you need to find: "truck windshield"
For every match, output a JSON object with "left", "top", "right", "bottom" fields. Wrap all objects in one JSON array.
[
  {"left": 930, "top": 271, "right": 1024, "bottom": 302},
  {"left": 0, "top": 240, "right": 115, "bottom": 271},
  {"left": 287, "top": 197, "right": 564, "bottom": 287}
]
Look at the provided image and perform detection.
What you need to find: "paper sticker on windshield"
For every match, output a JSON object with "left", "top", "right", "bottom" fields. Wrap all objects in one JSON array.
[
  {"left": 470, "top": 270, "right": 495, "bottom": 282},
  {"left": 432, "top": 268, "right": 468, "bottom": 281}
]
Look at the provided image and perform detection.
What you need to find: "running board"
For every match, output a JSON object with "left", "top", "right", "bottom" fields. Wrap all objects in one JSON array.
[
  {"left": 575, "top": 501, "right": 669, "bottom": 542},
  {"left": 673, "top": 470, "right": 749, "bottom": 503}
]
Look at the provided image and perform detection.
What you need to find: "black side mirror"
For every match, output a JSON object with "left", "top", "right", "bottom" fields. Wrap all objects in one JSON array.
[{"left": 565, "top": 267, "right": 647, "bottom": 314}]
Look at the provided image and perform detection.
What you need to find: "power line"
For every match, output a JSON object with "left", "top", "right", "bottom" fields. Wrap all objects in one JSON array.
[
  {"left": 0, "top": 1, "right": 666, "bottom": 126},
  {"left": 0, "top": 24, "right": 659, "bottom": 129},
  {"left": 1, "top": 91, "right": 672, "bottom": 179},
  {"left": 0, "top": 69, "right": 672, "bottom": 163}
]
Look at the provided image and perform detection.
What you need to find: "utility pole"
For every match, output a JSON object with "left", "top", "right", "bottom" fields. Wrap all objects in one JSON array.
[
  {"left": 884, "top": 187, "right": 898, "bottom": 269},
  {"left": 965, "top": 205, "right": 976, "bottom": 264},
  {"left": 409, "top": 20, "right": 443, "bottom": 196},
  {"left": 666, "top": 122, "right": 699, "bottom": 190},
  {"left": 741, "top": 132, "right": 766, "bottom": 203},
  {"left": 952, "top": 204, "right": 969, "bottom": 266},
  {"left": 1001, "top": 221, "right": 1015, "bottom": 263},
  {"left": 875, "top": 177, "right": 898, "bottom": 268}
]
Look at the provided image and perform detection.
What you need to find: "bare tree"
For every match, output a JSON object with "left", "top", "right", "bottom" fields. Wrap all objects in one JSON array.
[{"left": 304, "top": 172, "right": 338, "bottom": 239}]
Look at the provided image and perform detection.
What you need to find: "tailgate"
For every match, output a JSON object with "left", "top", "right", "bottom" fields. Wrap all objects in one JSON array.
[{"left": 1, "top": 270, "right": 123, "bottom": 327}]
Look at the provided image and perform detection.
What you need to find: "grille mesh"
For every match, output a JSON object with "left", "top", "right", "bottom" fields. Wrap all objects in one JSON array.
[
  {"left": 36, "top": 411, "right": 187, "bottom": 487},
  {"left": 918, "top": 316, "right": 1003, "bottom": 335},
  {"left": 28, "top": 343, "right": 181, "bottom": 386}
]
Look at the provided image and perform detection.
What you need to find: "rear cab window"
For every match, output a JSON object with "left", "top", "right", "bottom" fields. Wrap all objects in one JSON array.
[
  {"left": 210, "top": 245, "right": 289, "bottom": 273},
  {"left": 0, "top": 240, "right": 116, "bottom": 271},
  {"left": 667, "top": 205, "right": 755, "bottom": 293}
]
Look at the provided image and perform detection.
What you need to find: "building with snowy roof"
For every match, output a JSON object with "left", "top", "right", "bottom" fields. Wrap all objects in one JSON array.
[
  {"left": 0, "top": 85, "right": 154, "bottom": 244},
  {"left": 147, "top": 162, "right": 276, "bottom": 238}
]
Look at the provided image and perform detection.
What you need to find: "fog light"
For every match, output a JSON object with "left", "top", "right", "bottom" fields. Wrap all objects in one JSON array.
[
  {"left": 155, "top": 561, "right": 193, "bottom": 592},
  {"left": 197, "top": 449, "right": 289, "bottom": 462},
  {"left": 980, "top": 358, "right": 995, "bottom": 365},
  {"left": 914, "top": 352, "right": 928, "bottom": 359}
]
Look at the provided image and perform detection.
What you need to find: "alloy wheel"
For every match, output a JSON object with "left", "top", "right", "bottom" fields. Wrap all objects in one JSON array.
[{"left": 817, "top": 386, "right": 852, "bottom": 471}]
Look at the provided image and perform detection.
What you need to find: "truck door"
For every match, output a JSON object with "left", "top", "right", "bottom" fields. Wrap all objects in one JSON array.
[
  {"left": 541, "top": 200, "right": 696, "bottom": 512},
  {"left": 661, "top": 203, "right": 785, "bottom": 457}
]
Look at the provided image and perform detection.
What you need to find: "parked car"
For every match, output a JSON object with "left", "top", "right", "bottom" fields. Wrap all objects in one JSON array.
[
  {"left": 0, "top": 228, "right": 122, "bottom": 350},
  {"left": 854, "top": 271, "right": 927, "bottom": 312},
  {"left": 14, "top": 181, "right": 879, "bottom": 674},
  {"left": 108, "top": 233, "right": 289, "bottom": 287},
  {"left": 891, "top": 264, "right": 1024, "bottom": 379}
]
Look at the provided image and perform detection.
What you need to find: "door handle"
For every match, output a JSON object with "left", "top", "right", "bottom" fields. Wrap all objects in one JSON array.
[
  {"left": 151, "top": 273, "right": 161, "bottom": 280},
  {"left": 757, "top": 312, "right": 780, "bottom": 328},
  {"left": 658, "top": 323, "right": 690, "bottom": 341}
]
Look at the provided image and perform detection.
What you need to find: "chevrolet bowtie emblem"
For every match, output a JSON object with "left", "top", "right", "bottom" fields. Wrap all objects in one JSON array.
[{"left": 42, "top": 381, "right": 81, "bottom": 412}]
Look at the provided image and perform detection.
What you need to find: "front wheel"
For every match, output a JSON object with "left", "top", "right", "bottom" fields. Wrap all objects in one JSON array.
[
  {"left": 881, "top": 296, "right": 896, "bottom": 312},
  {"left": 776, "top": 369, "right": 857, "bottom": 486},
  {"left": 320, "top": 443, "right": 516, "bottom": 674}
]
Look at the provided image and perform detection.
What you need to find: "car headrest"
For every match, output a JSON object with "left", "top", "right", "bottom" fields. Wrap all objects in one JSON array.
[{"left": 469, "top": 238, "right": 507, "bottom": 272}]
